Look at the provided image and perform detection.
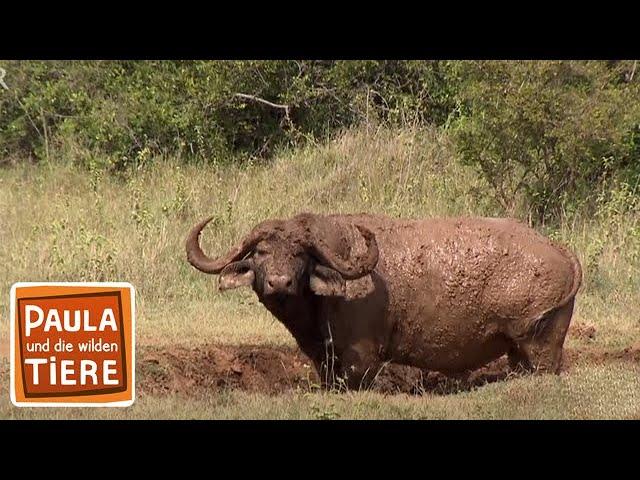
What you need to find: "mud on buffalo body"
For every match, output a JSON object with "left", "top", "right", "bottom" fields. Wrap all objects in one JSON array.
[{"left": 186, "top": 212, "right": 582, "bottom": 390}]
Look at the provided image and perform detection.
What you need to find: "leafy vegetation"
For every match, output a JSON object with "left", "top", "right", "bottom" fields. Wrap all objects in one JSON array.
[
  {"left": 452, "top": 61, "right": 640, "bottom": 222},
  {"left": 1, "top": 60, "right": 638, "bottom": 224},
  {"left": 0, "top": 61, "right": 455, "bottom": 164}
]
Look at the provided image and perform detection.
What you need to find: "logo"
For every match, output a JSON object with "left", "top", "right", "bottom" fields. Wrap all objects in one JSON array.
[{"left": 10, "top": 282, "right": 135, "bottom": 407}]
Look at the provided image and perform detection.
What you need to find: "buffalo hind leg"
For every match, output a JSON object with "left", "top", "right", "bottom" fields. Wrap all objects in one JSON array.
[
  {"left": 507, "top": 345, "right": 532, "bottom": 372},
  {"left": 509, "top": 298, "right": 575, "bottom": 374}
]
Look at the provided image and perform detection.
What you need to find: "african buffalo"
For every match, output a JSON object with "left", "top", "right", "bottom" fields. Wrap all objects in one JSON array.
[{"left": 186, "top": 213, "right": 582, "bottom": 390}]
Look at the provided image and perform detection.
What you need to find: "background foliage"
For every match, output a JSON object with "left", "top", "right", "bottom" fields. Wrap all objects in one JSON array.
[{"left": 0, "top": 60, "right": 638, "bottom": 224}]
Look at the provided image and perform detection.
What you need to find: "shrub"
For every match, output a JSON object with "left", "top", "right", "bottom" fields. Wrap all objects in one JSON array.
[
  {"left": 2, "top": 60, "right": 639, "bottom": 225},
  {"left": 452, "top": 60, "right": 640, "bottom": 223},
  {"left": 0, "top": 60, "right": 457, "bottom": 169}
]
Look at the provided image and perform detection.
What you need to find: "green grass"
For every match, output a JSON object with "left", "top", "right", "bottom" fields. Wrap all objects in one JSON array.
[{"left": 1, "top": 126, "right": 639, "bottom": 419}]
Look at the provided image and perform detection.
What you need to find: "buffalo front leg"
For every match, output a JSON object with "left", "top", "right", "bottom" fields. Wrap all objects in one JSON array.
[
  {"left": 312, "top": 341, "right": 342, "bottom": 391},
  {"left": 333, "top": 341, "right": 383, "bottom": 391},
  {"left": 310, "top": 340, "right": 383, "bottom": 391}
]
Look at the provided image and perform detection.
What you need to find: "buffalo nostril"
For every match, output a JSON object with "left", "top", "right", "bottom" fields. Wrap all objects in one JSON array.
[{"left": 266, "top": 276, "right": 293, "bottom": 293}]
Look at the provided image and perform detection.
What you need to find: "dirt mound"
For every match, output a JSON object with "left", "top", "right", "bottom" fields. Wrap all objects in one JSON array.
[
  {"left": 564, "top": 342, "right": 640, "bottom": 365},
  {"left": 137, "top": 344, "right": 510, "bottom": 397},
  {"left": 138, "top": 345, "right": 314, "bottom": 396},
  {"left": 569, "top": 323, "right": 597, "bottom": 341},
  {"left": 137, "top": 342, "right": 638, "bottom": 397}
]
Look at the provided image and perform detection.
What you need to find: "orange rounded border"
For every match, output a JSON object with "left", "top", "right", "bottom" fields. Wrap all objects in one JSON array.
[{"left": 11, "top": 283, "right": 135, "bottom": 407}]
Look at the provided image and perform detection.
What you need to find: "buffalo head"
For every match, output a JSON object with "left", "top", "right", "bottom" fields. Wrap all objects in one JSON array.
[{"left": 185, "top": 213, "right": 379, "bottom": 298}]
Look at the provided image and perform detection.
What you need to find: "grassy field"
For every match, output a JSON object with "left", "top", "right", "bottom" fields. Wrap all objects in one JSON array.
[{"left": 1, "top": 126, "right": 639, "bottom": 419}]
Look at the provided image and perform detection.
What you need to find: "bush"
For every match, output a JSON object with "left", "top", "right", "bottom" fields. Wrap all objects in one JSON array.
[
  {"left": 1, "top": 60, "right": 639, "bottom": 224},
  {"left": 0, "top": 61, "right": 237, "bottom": 168},
  {"left": 0, "top": 60, "right": 457, "bottom": 170},
  {"left": 452, "top": 60, "right": 640, "bottom": 223}
]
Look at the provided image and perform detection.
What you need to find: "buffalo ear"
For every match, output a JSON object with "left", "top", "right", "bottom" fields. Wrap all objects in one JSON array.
[
  {"left": 219, "top": 261, "right": 255, "bottom": 291},
  {"left": 310, "top": 264, "right": 346, "bottom": 297}
]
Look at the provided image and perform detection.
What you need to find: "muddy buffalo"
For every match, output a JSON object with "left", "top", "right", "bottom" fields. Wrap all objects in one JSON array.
[{"left": 186, "top": 213, "right": 582, "bottom": 389}]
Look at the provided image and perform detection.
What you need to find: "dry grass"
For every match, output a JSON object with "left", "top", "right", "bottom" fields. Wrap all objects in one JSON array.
[
  {"left": 1, "top": 361, "right": 637, "bottom": 420},
  {"left": 0, "top": 125, "right": 638, "bottom": 419}
]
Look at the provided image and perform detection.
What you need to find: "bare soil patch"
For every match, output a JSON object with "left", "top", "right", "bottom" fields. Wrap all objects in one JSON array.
[
  {"left": 3, "top": 324, "right": 636, "bottom": 397},
  {"left": 137, "top": 341, "right": 639, "bottom": 397},
  {"left": 138, "top": 344, "right": 313, "bottom": 396}
]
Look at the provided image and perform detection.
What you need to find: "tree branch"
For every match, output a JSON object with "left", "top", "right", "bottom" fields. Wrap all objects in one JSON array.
[{"left": 233, "top": 92, "right": 292, "bottom": 129}]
